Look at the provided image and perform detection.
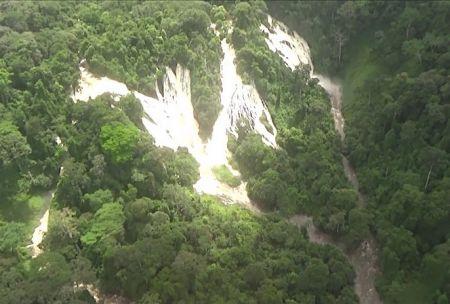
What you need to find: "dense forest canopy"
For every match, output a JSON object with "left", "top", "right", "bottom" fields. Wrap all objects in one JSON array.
[
  {"left": 270, "top": 1, "right": 450, "bottom": 303},
  {"left": 0, "top": 1, "right": 448, "bottom": 304}
]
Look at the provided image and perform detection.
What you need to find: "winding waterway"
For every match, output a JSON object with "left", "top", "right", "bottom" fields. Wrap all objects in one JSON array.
[{"left": 262, "top": 15, "right": 381, "bottom": 304}]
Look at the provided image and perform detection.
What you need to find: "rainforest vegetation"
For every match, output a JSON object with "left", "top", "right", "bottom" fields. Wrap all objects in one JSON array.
[
  {"left": 271, "top": 1, "right": 450, "bottom": 303},
  {"left": 0, "top": 2, "right": 356, "bottom": 303},
  {"left": 0, "top": 1, "right": 448, "bottom": 304},
  {"left": 228, "top": 1, "right": 366, "bottom": 245}
]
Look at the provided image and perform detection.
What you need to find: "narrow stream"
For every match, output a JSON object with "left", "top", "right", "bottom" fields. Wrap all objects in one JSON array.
[{"left": 262, "top": 16, "right": 382, "bottom": 304}]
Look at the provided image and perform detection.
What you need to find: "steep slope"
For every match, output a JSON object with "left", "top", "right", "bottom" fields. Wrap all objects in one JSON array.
[
  {"left": 269, "top": 1, "right": 450, "bottom": 303},
  {"left": 72, "top": 40, "right": 277, "bottom": 207},
  {"left": 261, "top": 15, "right": 381, "bottom": 304}
]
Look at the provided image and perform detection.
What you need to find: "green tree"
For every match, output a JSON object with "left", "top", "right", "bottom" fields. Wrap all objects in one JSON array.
[
  {"left": 300, "top": 258, "right": 330, "bottom": 293},
  {"left": 243, "top": 262, "right": 266, "bottom": 289},
  {"left": 81, "top": 202, "right": 125, "bottom": 247},
  {"left": 27, "top": 252, "right": 72, "bottom": 302},
  {"left": 72, "top": 255, "right": 96, "bottom": 287},
  {"left": 119, "top": 94, "right": 144, "bottom": 128},
  {"left": 83, "top": 189, "right": 113, "bottom": 212},
  {"left": 124, "top": 197, "right": 155, "bottom": 241},
  {"left": 166, "top": 148, "right": 199, "bottom": 187},
  {"left": 0, "top": 60, "right": 11, "bottom": 100},
  {"left": 0, "top": 121, "right": 31, "bottom": 169},
  {"left": 179, "top": 9, "right": 211, "bottom": 36},
  {"left": 45, "top": 208, "right": 80, "bottom": 251},
  {"left": 345, "top": 208, "right": 371, "bottom": 247},
  {"left": 256, "top": 280, "right": 283, "bottom": 304},
  {"left": 248, "top": 169, "right": 286, "bottom": 210},
  {"left": 381, "top": 227, "right": 418, "bottom": 270},
  {"left": 170, "top": 250, "right": 206, "bottom": 296},
  {"left": 0, "top": 221, "right": 26, "bottom": 255},
  {"left": 100, "top": 122, "right": 140, "bottom": 164},
  {"left": 55, "top": 159, "right": 90, "bottom": 209}
]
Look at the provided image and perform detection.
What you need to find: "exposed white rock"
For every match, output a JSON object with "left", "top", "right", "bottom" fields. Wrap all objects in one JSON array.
[
  {"left": 194, "top": 37, "right": 277, "bottom": 205},
  {"left": 72, "top": 48, "right": 277, "bottom": 207},
  {"left": 72, "top": 67, "right": 129, "bottom": 103},
  {"left": 260, "top": 15, "right": 345, "bottom": 138},
  {"left": 27, "top": 191, "right": 53, "bottom": 258},
  {"left": 260, "top": 15, "right": 313, "bottom": 71},
  {"left": 28, "top": 209, "right": 49, "bottom": 257}
]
